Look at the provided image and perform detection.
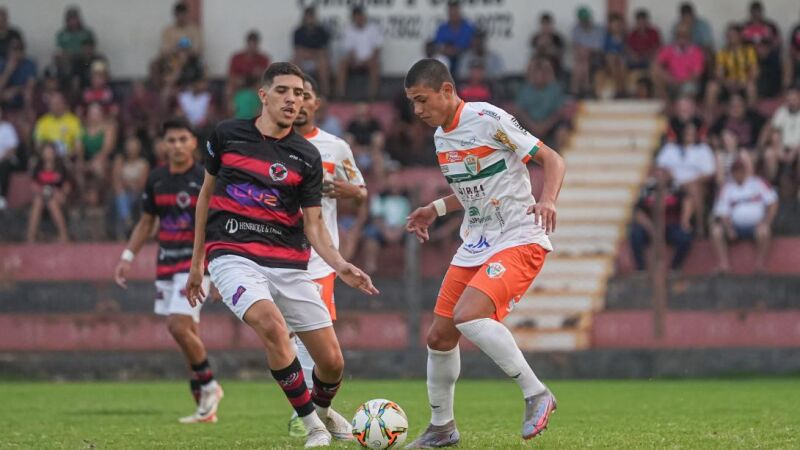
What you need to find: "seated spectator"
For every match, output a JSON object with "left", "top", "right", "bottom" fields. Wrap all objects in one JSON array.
[
  {"left": 27, "top": 142, "right": 70, "bottom": 243},
  {"left": 514, "top": 57, "right": 569, "bottom": 149},
  {"left": 601, "top": 13, "right": 627, "bottom": 97},
  {"left": 33, "top": 92, "right": 83, "bottom": 159},
  {"left": 336, "top": 6, "right": 382, "bottom": 100},
  {"left": 754, "top": 35, "right": 783, "bottom": 99},
  {"left": 630, "top": 173, "right": 694, "bottom": 271},
  {"left": 81, "top": 61, "right": 117, "bottom": 115},
  {"left": 56, "top": 7, "right": 95, "bottom": 61},
  {"left": 760, "top": 128, "right": 798, "bottom": 197},
  {"left": 633, "top": 76, "right": 655, "bottom": 99},
  {"left": 570, "top": 6, "right": 605, "bottom": 97},
  {"left": 230, "top": 74, "right": 260, "bottom": 120},
  {"left": 789, "top": 17, "right": 800, "bottom": 88},
  {"left": 530, "top": 13, "right": 565, "bottom": 75},
  {"left": 715, "top": 129, "right": 750, "bottom": 185},
  {"left": 672, "top": 2, "right": 714, "bottom": 52},
  {"left": 292, "top": 7, "right": 331, "bottom": 96},
  {"left": 345, "top": 102, "right": 385, "bottom": 175},
  {"left": 761, "top": 86, "right": 800, "bottom": 154},
  {"left": 363, "top": 167, "right": 411, "bottom": 273},
  {"left": 458, "top": 60, "right": 493, "bottom": 103},
  {"left": 81, "top": 102, "right": 117, "bottom": 184},
  {"left": 0, "top": 104, "right": 18, "bottom": 209},
  {"left": 741, "top": 1, "right": 780, "bottom": 50},
  {"left": 711, "top": 159, "right": 778, "bottom": 273},
  {"left": 0, "top": 38, "right": 36, "bottom": 112},
  {"left": 760, "top": 87, "right": 800, "bottom": 191},
  {"left": 159, "top": 37, "right": 203, "bottom": 91},
  {"left": 657, "top": 122, "right": 716, "bottom": 233},
  {"left": 316, "top": 98, "right": 343, "bottom": 138},
  {"left": 710, "top": 93, "right": 765, "bottom": 152},
  {"left": 666, "top": 96, "right": 707, "bottom": 143},
  {"left": 0, "top": 7, "right": 23, "bottom": 60},
  {"left": 112, "top": 135, "right": 149, "bottom": 239},
  {"left": 652, "top": 24, "right": 705, "bottom": 100},
  {"left": 177, "top": 78, "right": 213, "bottom": 128},
  {"left": 457, "top": 30, "right": 504, "bottom": 82},
  {"left": 160, "top": 1, "right": 202, "bottom": 57},
  {"left": 424, "top": 40, "right": 450, "bottom": 69},
  {"left": 705, "top": 25, "right": 758, "bottom": 111},
  {"left": 433, "top": 0, "right": 476, "bottom": 74},
  {"left": 626, "top": 9, "right": 661, "bottom": 71},
  {"left": 70, "top": 35, "right": 106, "bottom": 91},
  {"left": 122, "top": 80, "right": 162, "bottom": 139},
  {"left": 228, "top": 30, "right": 270, "bottom": 85}
]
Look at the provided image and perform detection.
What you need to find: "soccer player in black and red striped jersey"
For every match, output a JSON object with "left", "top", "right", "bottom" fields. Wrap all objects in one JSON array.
[
  {"left": 114, "top": 118, "right": 223, "bottom": 424},
  {"left": 186, "top": 62, "right": 377, "bottom": 447}
]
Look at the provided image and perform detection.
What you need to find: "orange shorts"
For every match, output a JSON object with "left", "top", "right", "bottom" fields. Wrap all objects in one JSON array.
[
  {"left": 313, "top": 273, "right": 337, "bottom": 321},
  {"left": 434, "top": 244, "right": 547, "bottom": 321}
]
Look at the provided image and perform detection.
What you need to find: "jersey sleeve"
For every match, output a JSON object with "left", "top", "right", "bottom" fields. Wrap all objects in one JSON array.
[
  {"left": 335, "top": 141, "right": 366, "bottom": 186},
  {"left": 492, "top": 108, "right": 541, "bottom": 163},
  {"left": 140, "top": 171, "right": 157, "bottom": 215},
  {"left": 300, "top": 153, "right": 324, "bottom": 208},
  {"left": 204, "top": 125, "right": 224, "bottom": 176}
]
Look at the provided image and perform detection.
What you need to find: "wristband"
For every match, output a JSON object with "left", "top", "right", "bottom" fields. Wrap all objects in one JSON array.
[
  {"left": 121, "top": 249, "right": 135, "bottom": 263},
  {"left": 432, "top": 199, "right": 447, "bottom": 217}
]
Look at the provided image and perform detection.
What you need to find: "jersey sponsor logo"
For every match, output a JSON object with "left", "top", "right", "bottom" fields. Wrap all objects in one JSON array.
[
  {"left": 176, "top": 191, "right": 192, "bottom": 209},
  {"left": 464, "top": 154, "right": 481, "bottom": 176},
  {"left": 446, "top": 151, "right": 461, "bottom": 163},
  {"left": 206, "top": 141, "right": 215, "bottom": 157},
  {"left": 440, "top": 165, "right": 450, "bottom": 174},
  {"left": 232, "top": 285, "right": 246, "bottom": 306},
  {"left": 493, "top": 129, "right": 518, "bottom": 150},
  {"left": 269, "top": 163, "right": 289, "bottom": 181},
  {"left": 490, "top": 197, "right": 506, "bottom": 230},
  {"left": 225, "top": 218, "right": 284, "bottom": 236},
  {"left": 486, "top": 262, "right": 506, "bottom": 279},
  {"left": 225, "top": 218, "right": 239, "bottom": 234},
  {"left": 468, "top": 206, "right": 492, "bottom": 226},
  {"left": 478, "top": 109, "right": 501, "bottom": 120},
  {"left": 226, "top": 183, "right": 280, "bottom": 208},
  {"left": 457, "top": 185, "right": 486, "bottom": 200},
  {"left": 459, "top": 136, "right": 478, "bottom": 147},
  {"left": 161, "top": 212, "right": 193, "bottom": 231},
  {"left": 468, "top": 206, "right": 480, "bottom": 217},
  {"left": 509, "top": 116, "right": 528, "bottom": 134},
  {"left": 342, "top": 159, "right": 358, "bottom": 181},
  {"left": 464, "top": 235, "right": 490, "bottom": 253}
]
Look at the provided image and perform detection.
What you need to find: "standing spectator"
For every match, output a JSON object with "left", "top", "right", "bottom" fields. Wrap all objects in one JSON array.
[
  {"left": 33, "top": 92, "right": 83, "bottom": 158},
  {"left": 741, "top": 1, "right": 780, "bottom": 50},
  {"left": 229, "top": 74, "right": 260, "bottom": 120},
  {"left": 0, "top": 105, "right": 18, "bottom": 209},
  {"left": 363, "top": 167, "right": 411, "bottom": 273},
  {"left": 705, "top": 25, "right": 758, "bottom": 111},
  {"left": 0, "top": 38, "right": 36, "bottom": 112},
  {"left": 603, "top": 13, "right": 628, "bottom": 97},
  {"left": 345, "top": 102, "right": 384, "bottom": 175},
  {"left": 228, "top": 30, "right": 270, "bottom": 85},
  {"left": 570, "top": 6, "right": 605, "bottom": 97},
  {"left": 433, "top": 0, "right": 476, "bottom": 74},
  {"left": 530, "top": 13, "right": 565, "bottom": 75},
  {"left": 0, "top": 7, "right": 23, "bottom": 59},
  {"left": 81, "top": 102, "right": 117, "bottom": 183},
  {"left": 652, "top": 24, "right": 705, "bottom": 100},
  {"left": 159, "top": 2, "right": 202, "bottom": 57},
  {"left": 424, "top": 40, "right": 451, "bottom": 69},
  {"left": 514, "top": 58, "right": 569, "bottom": 149},
  {"left": 457, "top": 31, "right": 504, "bottom": 82},
  {"left": 112, "top": 135, "right": 149, "bottom": 238},
  {"left": 630, "top": 174, "right": 694, "bottom": 271},
  {"left": 336, "top": 6, "right": 382, "bottom": 100},
  {"left": 26, "top": 142, "right": 70, "bottom": 243},
  {"left": 710, "top": 93, "right": 765, "bottom": 151},
  {"left": 56, "top": 7, "right": 95, "bottom": 60},
  {"left": 656, "top": 123, "right": 716, "bottom": 233},
  {"left": 711, "top": 159, "right": 778, "bottom": 273},
  {"left": 293, "top": 7, "right": 331, "bottom": 96},
  {"left": 673, "top": 2, "right": 714, "bottom": 52},
  {"left": 626, "top": 9, "right": 661, "bottom": 71},
  {"left": 458, "top": 60, "right": 493, "bottom": 102},
  {"left": 666, "top": 95, "right": 707, "bottom": 143},
  {"left": 177, "top": 78, "right": 213, "bottom": 128}
]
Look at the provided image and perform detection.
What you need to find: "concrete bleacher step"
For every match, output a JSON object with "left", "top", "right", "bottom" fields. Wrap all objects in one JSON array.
[
  {"left": 564, "top": 151, "right": 651, "bottom": 167},
  {"left": 512, "top": 329, "right": 591, "bottom": 351},
  {"left": 576, "top": 117, "right": 662, "bottom": 134},
  {"left": 518, "top": 293, "right": 602, "bottom": 313},
  {"left": 506, "top": 311, "right": 592, "bottom": 331},
  {"left": 531, "top": 274, "right": 607, "bottom": 294},
  {"left": 558, "top": 187, "right": 637, "bottom": 204},
  {"left": 552, "top": 223, "right": 623, "bottom": 242},
  {"left": 538, "top": 257, "right": 612, "bottom": 278},
  {"left": 547, "top": 239, "right": 617, "bottom": 256},
  {"left": 581, "top": 100, "right": 663, "bottom": 116},
  {"left": 570, "top": 134, "right": 658, "bottom": 151},
  {"left": 565, "top": 168, "right": 646, "bottom": 185},
  {"left": 558, "top": 205, "right": 630, "bottom": 223}
]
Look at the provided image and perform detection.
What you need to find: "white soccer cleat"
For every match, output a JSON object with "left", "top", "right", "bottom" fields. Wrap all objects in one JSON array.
[
  {"left": 179, "top": 381, "right": 224, "bottom": 424},
  {"left": 304, "top": 426, "right": 332, "bottom": 447},
  {"left": 322, "top": 407, "right": 354, "bottom": 441}
]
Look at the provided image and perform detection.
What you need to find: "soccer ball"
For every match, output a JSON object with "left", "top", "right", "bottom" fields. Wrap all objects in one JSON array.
[{"left": 351, "top": 398, "right": 408, "bottom": 449}]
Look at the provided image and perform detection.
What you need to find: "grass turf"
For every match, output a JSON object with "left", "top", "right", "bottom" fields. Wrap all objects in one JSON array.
[{"left": 2, "top": 378, "right": 799, "bottom": 449}]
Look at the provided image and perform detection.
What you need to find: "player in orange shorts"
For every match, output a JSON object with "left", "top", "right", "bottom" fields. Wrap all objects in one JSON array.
[{"left": 403, "top": 59, "right": 566, "bottom": 447}]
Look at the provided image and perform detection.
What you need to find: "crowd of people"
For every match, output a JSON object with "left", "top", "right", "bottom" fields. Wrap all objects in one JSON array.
[{"left": 1, "top": 1, "right": 799, "bottom": 274}]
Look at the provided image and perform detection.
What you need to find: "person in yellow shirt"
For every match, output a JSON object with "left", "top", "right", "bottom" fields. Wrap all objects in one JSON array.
[
  {"left": 33, "top": 92, "right": 83, "bottom": 158},
  {"left": 705, "top": 24, "right": 758, "bottom": 110}
]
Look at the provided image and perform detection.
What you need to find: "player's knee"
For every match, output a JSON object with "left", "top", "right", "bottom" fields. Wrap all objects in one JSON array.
[
  {"left": 166, "top": 316, "right": 192, "bottom": 341},
  {"left": 426, "top": 327, "right": 459, "bottom": 351},
  {"left": 252, "top": 315, "right": 289, "bottom": 347},
  {"left": 316, "top": 350, "right": 345, "bottom": 379}
]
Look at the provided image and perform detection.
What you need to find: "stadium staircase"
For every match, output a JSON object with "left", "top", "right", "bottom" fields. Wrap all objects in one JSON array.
[{"left": 507, "top": 100, "right": 665, "bottom": 351}]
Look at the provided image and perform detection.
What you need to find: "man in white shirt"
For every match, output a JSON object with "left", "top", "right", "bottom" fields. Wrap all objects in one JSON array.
[
  {"left": 335, "top": 6, "right": 382, "bottom": 99},
  {"left": 710, "top": 159, "right": 778, "bottom": 273},
  {"left": 0, "top": 106, "right": 19, "bottom": 209}
]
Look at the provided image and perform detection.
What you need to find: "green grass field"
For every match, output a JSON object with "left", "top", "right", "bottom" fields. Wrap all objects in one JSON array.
[{"left": 3, "top": 378, "right": 799, "bottom": 449}]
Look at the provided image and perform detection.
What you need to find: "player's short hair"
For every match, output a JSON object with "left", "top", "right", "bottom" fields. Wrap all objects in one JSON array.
[
  {"left": 161, "top": 117, "right": 194, "bottom": 137},
  {"left": 303, "top": 74, "right": 321, "bottom": 98},
  {"left": 404, "top": 58, "right": 455, "bottom": 90},
  {"left": 261, "top": 62, "right": 305, "bottom": 88}
]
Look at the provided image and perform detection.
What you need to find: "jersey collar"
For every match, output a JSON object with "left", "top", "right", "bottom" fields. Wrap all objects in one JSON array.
[
  {"left": 303, "top": 127, "right": 319, "bottom": 139},
  {"left": 442, "top": 100, "right": 465, "bottom": 133}
]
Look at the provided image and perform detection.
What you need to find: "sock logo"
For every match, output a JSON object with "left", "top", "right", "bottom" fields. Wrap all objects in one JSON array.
[
  {"left": 279, "top": 372, "right": 299, "bottom": 387},
  {"left": 232, "top": 286, "right": 246, "bottom": 305}
]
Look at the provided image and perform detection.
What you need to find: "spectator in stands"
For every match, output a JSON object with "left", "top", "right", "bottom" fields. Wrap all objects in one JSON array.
[
  {"left": 160, "top": 1, "right": 201, "bottom": 57},
  {"left": 742, "top": 1, "right": 780, "bottom": 50},
  {"left": 424, "top": 40, "right": 450, "bottom": 69},
  {"left": 754, "top": 33, "right": 784, "bottom": 99},
  {"left": 666, "top": 95, "right": 707, "bottom": 143},
  {"left": 317, "top": 99, "right": 343, "bottom": 138},
  {"left": 570, "top": 6, "right": 605, "bottom": 97},
  {"left": 657, "top": 122, "right": 716, "bottom": 233},
  {"left": 228, "top": 30, "right": 270, "bottom": 86},
  {"left": 711, "top": 158, "right": 778, "bottom": 273},
  {"left": 0, "top": 105, "right": 18, "bottom": 209},
  {"left": 789, "top": 15, "right": 800, "bottom": 88},
  {"left": 33, "top": 92, "right": 83, "bottom": 159},
  {"left": 715, "top": 129, "right": 749, "bottom": 185},
  {"left": 433, "top": 0, "right": 476, "bottom": 74},
  {"left": 710, "top": 92, "right": 765, "bottom": 152},
  {"left": 363, "top": 166, "right": 411, "bottom": 273},
  {"left": 81, "top": 60, "right": 117, "bottom": 115},
  {"left": 81, "top": 102, "right": 117, "bottom": 183},
  {"left": 761, "top": 86, "right": 800, "bottom": 154},
  {"left": 633, "top": 76, "right": 655, "bottom": 99},
  {"left": 458, "top": 60, "right": 493, "bottom": 103},
  {"left": 760, "top": 128, "right": 797, "bottom": 197},
  {"left": 514, "top": 57, "right": 569, "bottom": 149},
  {"left": 122, "top": 80, "right": 162, "bottom": 139},
  {"left": 760, "top": 87, "right": 800, "bottom": 190},
  {"left": 336, "top": 6, "right": 382, "bottom": 100},
  {"left": 602, "top": 13, "right": 627, "bottom": 98},
  {"left": 0, "top": 7, "right": 23, "bottom": 59},
  {"left": 705, "top": 25, "right": 758, "bottom": 111},
  {"left": 56, "top": 7, "right": 95, "bottom": 60},
  {"left": 230, "top": 74, "right": 260, "bottom": 120},
  {"left": 457, "top": 30, "right": 504, "bottom": 82},
  {"left": 26, "top": 142, "right": 70, "bottom": 243},
  {"left": 345, "top": 102, "right": 385, "bottom": 175},
  {"left": 177, "top": 78, "right": 213, "bottom": 128},
  {"left": 112, "top": 134, "right": 149, "bottom": 239},
  {"left": 630, "top": 173, "right": 694, "bottom": 271},
  {"left": 293, "top": 7, "right": 331, "bottom": 97},
  {"left": 673, "top": 2, "right": 714, "bottom": 52},
  {"left": 652, "top": 24, "right": 705, "bottom": 100},
  {"left": 70, "top": 36, "right": 107, "bottom": 91},
  {"left": 530, "top": 13, "right": 565, "bottom": 75},
  {"left": 626, "top": 9, "right": 661, "bottom": 71},
  {"left": 159, "top": 37, "right": 203, "bottom": 91},
  {"left": 0, "top": 38, "right": 36, "bottom": 112}
]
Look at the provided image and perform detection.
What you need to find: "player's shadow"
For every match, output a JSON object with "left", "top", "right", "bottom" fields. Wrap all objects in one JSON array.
[{"left": 74, "top": 408, "right": 161, "bottom": 416}]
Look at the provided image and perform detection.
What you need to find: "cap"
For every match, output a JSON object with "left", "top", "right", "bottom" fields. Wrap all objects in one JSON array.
[{"left": 178, "top": 37, "right": 192, "bottom": 49}]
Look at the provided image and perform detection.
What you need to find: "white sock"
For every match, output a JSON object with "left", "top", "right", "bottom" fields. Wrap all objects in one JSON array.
[
  {"left": 293, "top": 335, "right": 314, "bottom": 390},
  {"left": 300, "top": 410, "right": 325, "bottom": 430},
  {"left": 455, "top": 318, "right": 545, "bottom": 398},
  {"left": 427, "top": 345, "right": 460, "bottom": 426}
]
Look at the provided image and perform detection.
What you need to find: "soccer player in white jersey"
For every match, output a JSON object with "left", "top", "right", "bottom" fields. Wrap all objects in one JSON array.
[
  {"left": 403, "top": 59, "right": 566, "bottom": 447},
  {"left": 287, "top": 74, "right": 368, "bottom": 437}
]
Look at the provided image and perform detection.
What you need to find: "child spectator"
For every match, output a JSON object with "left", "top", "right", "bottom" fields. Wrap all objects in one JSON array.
[{"left": 27, "top": 142, "right": 70, "bottom": 242}]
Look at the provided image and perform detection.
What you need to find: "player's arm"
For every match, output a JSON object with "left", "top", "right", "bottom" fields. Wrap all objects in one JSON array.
[
  {"left": 327, "top": 144, "right": 368, "bottom": 203},
  {"left": 528, "top": 143, "right": 566, "bottom": 233},
  {"left": 113, "top": 212, "right": 157, "bottom": 289},
  {"left": 186, "top": 171, "right": 215, "bottom": 306},
  {"left": 303, "top": 206, "right": 378, "bottom": 295},
  {"left": 405, "top": 195, "right": 462, "bottom": 243}
]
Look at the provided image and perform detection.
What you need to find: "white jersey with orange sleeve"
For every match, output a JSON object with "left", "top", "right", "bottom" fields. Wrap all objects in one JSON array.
[
  {"left": 434, "top": 101, "right": 553, "bottom": 267},
  {"left": 304, "top": 127, "right": 366, "bottom": 279}
]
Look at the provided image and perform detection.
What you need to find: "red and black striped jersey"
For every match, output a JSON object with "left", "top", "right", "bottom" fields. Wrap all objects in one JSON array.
[
  {"left": 204, "top": 118, "right": 323, "bottom": 270},
  {"left": 141, "top": 163, "right": 204, "bottom": 280}
]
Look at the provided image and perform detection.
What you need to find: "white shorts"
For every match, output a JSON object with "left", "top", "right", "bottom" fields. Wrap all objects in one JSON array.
[
  {"left": 209, "top": 255, "right": 333, "bottom": 332},
  {"left": 154, "top": 272, "right": 209, "bottom": 323}
]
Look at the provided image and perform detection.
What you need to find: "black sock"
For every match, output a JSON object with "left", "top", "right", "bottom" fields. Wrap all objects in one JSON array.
[
  {"left": 271, "top": 357, "right": 314, "bottom": 417},
  {"left": 189, "top": 378, "right": 201, "bottom": 404},
  {"left": 311, "top": 370, "right": 341, "bottom": 409},
  {"left": 191, "top": 359, "right": 214, "bottom": 386}
]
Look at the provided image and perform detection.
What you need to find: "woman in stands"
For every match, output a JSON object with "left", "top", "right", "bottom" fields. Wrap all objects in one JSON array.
[{"left": 26, "top": 142, "right": 70, "bottom": 242}]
